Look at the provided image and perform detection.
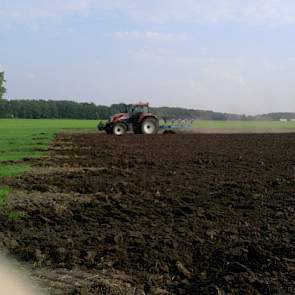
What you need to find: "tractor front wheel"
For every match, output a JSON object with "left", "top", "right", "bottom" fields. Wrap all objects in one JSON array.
[
  {"left": 141, "top": 118, "right": 159, "bottom": 135},
  {"left": 113, "top": 123, "right": 127, "bottom": 136}
]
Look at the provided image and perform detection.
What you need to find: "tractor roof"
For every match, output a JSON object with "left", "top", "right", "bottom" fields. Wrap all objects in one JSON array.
[{"left": 129, "top": 102, "right": 149, "bottom": 107}]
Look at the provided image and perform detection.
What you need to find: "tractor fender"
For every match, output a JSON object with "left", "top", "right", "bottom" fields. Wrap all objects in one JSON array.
[{"left": 138, "top": 113, "right": 158, "bottom": 123}]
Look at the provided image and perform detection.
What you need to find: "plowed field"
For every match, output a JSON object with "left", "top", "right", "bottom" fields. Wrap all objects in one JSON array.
[{"left": 1, "top": 133, "right": 294, "bottom": 295}]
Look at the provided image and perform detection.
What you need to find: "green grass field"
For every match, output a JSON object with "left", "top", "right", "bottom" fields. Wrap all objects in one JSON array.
[
  {"left": 191, "top": 120, "right": 295, "bottom": 129},
  {"left": 0, "top": 119, "right": 98, "bottom": 179}
]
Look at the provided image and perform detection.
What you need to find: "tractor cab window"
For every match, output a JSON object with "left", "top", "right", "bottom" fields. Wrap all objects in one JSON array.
[{"left": 128, "top": 105, "right": 149, "bottom": 113}]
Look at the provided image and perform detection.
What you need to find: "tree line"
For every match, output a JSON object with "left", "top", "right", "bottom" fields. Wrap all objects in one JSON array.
[
  {"left": 0, "top": 99, "right": 109, "bottom": 119},
  {"left": 0, "top": 99, "right": 250, "bottom": 120},
  {"left": 1, "top": 99, "right": 294, "bottom": 121}
]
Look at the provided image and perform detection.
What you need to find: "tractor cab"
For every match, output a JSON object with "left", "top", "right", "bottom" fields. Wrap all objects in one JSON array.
[{"left": 127, "top": 103, "right": 150, "bottom": 114}]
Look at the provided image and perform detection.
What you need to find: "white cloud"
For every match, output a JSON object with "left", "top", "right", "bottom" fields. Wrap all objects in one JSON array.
[
  {"left": 26, "top": 23, "right": 41, "bottom": 32},
  {"left": 125, "top": 0, "right": 295, "bottom": 25},
  {"left": 2, "top": 0, "right": 295, "bottom": 25},
  {"left": 113, "top": 31, "right": 188, "bottom": 42},
  {"left": 61, "top": 0, "right": 94, "bottom": 12},
  {"left": 0, "top": 0, "right": 95, "bottom": 23},
  {"left": 26, "top": 73, "right": 36, "bottom": 80}
]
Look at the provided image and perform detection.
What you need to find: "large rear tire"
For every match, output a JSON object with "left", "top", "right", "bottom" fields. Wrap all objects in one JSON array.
[
  {"left": 113, "top": 123, "right": 127, "bottom": 136},
  {"left": 141, "top": 117, "right": 159, "bottom": 135}
]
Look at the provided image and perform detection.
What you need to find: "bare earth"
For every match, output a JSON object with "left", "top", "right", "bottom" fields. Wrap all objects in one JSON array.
[{"left": 0, "top": 133, "right": 295, "bottom": 294}]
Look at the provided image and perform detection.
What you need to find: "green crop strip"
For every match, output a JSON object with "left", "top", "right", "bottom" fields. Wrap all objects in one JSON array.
[
  {"left": 0, "top": 164, "right": 29, "bottom": 178},
  {"left": 0, "top": 187, "right": 10, "bottom": 207}
]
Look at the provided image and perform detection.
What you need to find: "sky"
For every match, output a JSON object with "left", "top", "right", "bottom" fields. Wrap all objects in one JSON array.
[{"left": 0, "top": 0, "right": 295, "bottom": 114}]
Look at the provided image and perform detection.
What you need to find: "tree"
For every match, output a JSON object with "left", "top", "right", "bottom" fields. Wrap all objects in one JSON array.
[{"left": 0, "top": 72, "right": 6, "bottom": 99}]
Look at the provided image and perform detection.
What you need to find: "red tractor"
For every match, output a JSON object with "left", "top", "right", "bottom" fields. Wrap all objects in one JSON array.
[{"left": 98, "top": 102, "right": 159, "bottom": 135}]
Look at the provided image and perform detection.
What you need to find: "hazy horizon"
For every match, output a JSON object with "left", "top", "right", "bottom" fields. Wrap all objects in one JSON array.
[{"left": 1, "top": 0, "right": 295, "bottom": 115}]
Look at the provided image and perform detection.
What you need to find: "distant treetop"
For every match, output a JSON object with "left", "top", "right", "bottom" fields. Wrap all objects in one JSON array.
[{"left": 0, "top": 72, "right": 6, "bottom": 100}]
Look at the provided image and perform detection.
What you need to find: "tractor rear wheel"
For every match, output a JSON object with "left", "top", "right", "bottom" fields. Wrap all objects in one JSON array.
[
  {"left": 141, "top": 117, "right": 159, "bottom": 135},
  {"left": 113, "top": 123, "right": 127, "bottom": 136}
]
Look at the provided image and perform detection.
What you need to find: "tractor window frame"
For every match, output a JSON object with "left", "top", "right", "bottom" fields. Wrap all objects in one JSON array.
[{"left": 128, "top": 105, "right": 149, "bottom": 113}]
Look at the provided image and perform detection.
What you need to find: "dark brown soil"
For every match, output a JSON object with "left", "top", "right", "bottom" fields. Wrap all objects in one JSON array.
[{"left": 1, "top": 133, "right": 295, "bottom": 294}]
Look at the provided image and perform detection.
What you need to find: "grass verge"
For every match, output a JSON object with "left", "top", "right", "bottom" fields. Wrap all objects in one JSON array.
[
  {"left": 0, "top": 164, "right": 29, "bottom": 178},
  {"left": 0, "top": 187, "right": 11, "bottom": 207},
  {"left": 0, "top": 119, "right": 98, "bottom": 166}
]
